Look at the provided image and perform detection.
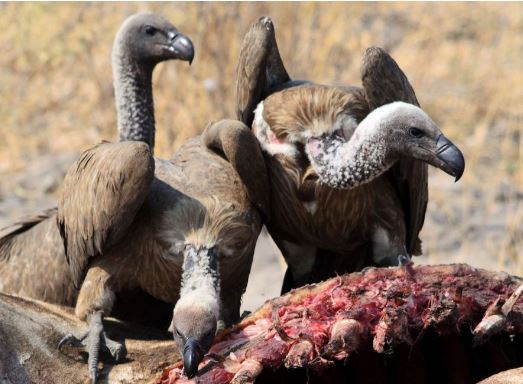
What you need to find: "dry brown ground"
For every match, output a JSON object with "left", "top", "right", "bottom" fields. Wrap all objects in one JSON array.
[{"left": 0, "top": 3, "right": 521, "bottom": 309}]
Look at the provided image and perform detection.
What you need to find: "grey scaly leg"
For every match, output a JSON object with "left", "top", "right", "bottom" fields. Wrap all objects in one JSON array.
[{"left": 58, "top": 310, "right": 126, "bottom": 384}]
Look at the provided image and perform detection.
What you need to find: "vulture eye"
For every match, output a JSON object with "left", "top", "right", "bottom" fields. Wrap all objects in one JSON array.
[
  {"left": 144, "top": 25, "right": 157, "bottom": 36},
  {"left": 409, "top": 127, "right": 424, "bottom": 138},
  {"left": 175, "top": 328, "right": 184, "bottom": 339}
]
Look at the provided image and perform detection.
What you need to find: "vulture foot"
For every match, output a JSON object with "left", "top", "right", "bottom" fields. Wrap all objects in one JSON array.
[
  {"left": 397, "top": 254, "right": 410, "bottom": 266},
  {"left": 58, "top": 311, "right": 127, "bottom": 383}
]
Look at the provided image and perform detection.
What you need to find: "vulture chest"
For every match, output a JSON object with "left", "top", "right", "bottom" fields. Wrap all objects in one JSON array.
[
  {"left": 267, "top": 159, "right": 405, "bottom": 252},
  {"left": 114, "top": 138, "right": 260, "bottom": 304}
]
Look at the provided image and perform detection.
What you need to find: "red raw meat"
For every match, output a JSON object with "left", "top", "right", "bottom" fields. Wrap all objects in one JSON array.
[{"left": 159, "top": 264, "right": 523, "bottom": 384}]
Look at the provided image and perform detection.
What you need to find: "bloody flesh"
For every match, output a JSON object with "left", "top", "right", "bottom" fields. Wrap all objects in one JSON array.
[{"left": 159, "top": 264, "right": 523, "bottom": 384}]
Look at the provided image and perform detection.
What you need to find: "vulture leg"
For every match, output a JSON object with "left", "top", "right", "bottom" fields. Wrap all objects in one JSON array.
[
  {"left": 277, "top": 240, "right": 317, "bottom": 294},
  {"left": 218, "top": 241, "right": 258, "bottom": 326},
  {"left": 60, "top": 263, "right": 127, "bottom": 382},
  {"left": 58, "top": 311, "right": 126, "bottom": 383},
  {"left": 369, "top": 187, "right": 409, "bottom": 267},
  {"left": 370, "top": 224, "right": 409, "bottom": 267}
]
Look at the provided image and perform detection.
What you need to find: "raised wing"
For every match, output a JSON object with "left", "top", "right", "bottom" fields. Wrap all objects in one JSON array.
[
  {"left": 58, "top": 141, "right": 155, "bottom": 286},
  {"left": 361, "top": 47, "right": 428, "bottom": 255},
  {"left": 236, "top": 16, "right": 291, "bottom": 126},
  {"left": 202, "top": 119, "right": 271, "bottom": 221}
]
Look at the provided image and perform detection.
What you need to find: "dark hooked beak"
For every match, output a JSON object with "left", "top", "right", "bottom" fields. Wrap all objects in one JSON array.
[
  {"left": 183, "top": 337, "right": 203, "bottom": 379},
  {"left": 169, "top": 32, "right": 194, "bottom": 64},
  {"left": 435, "top": 134, "right": 465, "bottom": 181}
]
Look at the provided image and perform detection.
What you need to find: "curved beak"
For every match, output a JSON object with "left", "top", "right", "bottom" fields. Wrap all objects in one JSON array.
[
  {"left": 169, "top": 32, "right": 195, "bottom": 64},
  {"left": 435, "top": 134, "right": 465, "bottom": 181},
  {"left": 182, "top": 337, "right": 203, "bottom": 379}
]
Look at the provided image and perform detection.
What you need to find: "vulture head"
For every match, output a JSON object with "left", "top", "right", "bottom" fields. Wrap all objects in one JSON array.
[
  {"left": 113, "top": 12, "right": 194, "bottom": 67},
  {"left": 172, "top": 295, "right": 217, "bottom": 379},
  {"left": 171, "top": 244, "right": 219, "bottom": 378},
  {"left": 361, "top": 101, "right": 465, "bottom": 180},
  {"left": 166, "top": 200, "right": 257, "bottom": 378},
  {"left": 254, "top": 86, "right": 465, "bottom": 189}
]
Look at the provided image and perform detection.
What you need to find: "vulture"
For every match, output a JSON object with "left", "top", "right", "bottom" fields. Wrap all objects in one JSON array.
[
  {"left": 206, "top": 17, "right": 465, "bottom": 292},
  {"left": 0, "top": 13, "right": 193, "bottom": 308},
  {"left": 2, "top": 12, "right": 269, "bottom": 382},
  {"left": 56, "top": 13, "right": 270, "bottom": 383}
]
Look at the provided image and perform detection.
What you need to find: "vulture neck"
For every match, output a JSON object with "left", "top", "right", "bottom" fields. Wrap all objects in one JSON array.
[
  {"left": 306, "top": 111, "right": 395, "bottom": 189},
  {"left": 113, "top": 48, "right": 156, "bottom": 151},
  {"left": 177, "top": 244, "right": 220, "bottom": 317}
]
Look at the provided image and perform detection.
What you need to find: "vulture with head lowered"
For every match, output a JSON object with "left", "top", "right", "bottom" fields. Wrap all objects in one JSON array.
[
  {"left": 206, "top": 17, "right": 465, "bottom": 292},
  {"left": 0, "top": 13, "right": 270, "bottom": 382}
]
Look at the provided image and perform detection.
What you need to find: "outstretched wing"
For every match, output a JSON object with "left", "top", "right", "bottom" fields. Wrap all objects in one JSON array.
[
  {"left": 202, "top": 119, "right": 271, "bottom": 221},
  {"left": 236, "top": 16, "right": 291, "bottom": 126},
  {"left": 58, "top": 141, "right": 155, "bottom": 286},
  {"left": 361, "top": 47, "right": 428, "bottom": 255}
]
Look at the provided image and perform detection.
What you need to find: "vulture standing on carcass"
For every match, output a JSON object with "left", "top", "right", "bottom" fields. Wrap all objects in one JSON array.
[
  {"left": 206, "top": 17, "right": 465, "bottom": 292},
  {"left": 1, "top": 13, "right": 270, "bottom": 382},
  {"left": 57, "top": 12, "right": 272, "bottom": 383}
]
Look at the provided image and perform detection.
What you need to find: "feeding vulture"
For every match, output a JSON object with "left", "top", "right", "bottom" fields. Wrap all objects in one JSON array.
[
  {"left": 206, "top": 17, "right": 465, "bottom": 292},
  {"left": 1, "top": 13, "right": 270, "bottom": 382}
]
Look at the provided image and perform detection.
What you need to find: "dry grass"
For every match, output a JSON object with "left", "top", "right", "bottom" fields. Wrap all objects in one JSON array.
[{"left": 0, "top": 2, "right": 521, "bottom": 274}]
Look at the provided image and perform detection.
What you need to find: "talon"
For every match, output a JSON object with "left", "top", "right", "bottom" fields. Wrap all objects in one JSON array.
[
  {"left": 58, "top": 334, "right": 79, "bottom": 350},
  {"left": 58, "top": 311, "right": 126, "bottom": 382},
  {"left": 104, "top": 335, "right": 127, "bottom": 362},
  {"left": 397, "top": 254, "right": 410, "bottom": 266},
  {"left": 58, "top": 332, "right": 88, "bottom": 355}
]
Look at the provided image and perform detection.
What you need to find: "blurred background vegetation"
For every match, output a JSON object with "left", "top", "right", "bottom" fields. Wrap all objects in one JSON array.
[{"left": 0, "top": 2, "right": 522, "bottom": 277}]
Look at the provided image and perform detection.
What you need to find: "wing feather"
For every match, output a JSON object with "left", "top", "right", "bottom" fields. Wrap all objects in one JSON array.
[
  {"left": 236, "top": 16, "right": 290, "bottom": 126},
  {"left": 57, "top": 141, "right": 155, "bottom": 286},
  {"left": 0, "top": 207, "right": 58, "bottom": 261},
  {"left": 202, "top": 119, "right": 271, "bottom": 221},
  {"left": 361, "top": 47, "right": 428, "bottom": 255}
]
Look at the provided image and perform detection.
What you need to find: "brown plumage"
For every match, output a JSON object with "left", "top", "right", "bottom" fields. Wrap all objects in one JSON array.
[
  {"left": 1, "top": 12, "right": 267, "bottom": 383},
  {"left": 59, "top": 137, "right": 261, "bottom": 318},
  {"left": 208, "top": 17, "right": 464, "bottom": 292},
  {"left": 0, "top": 208, "right": 76, "bottom": 305},
  {"left": 52, "top": 14, "right": 268, "bottom": 383},
  {"left": 236, "top": 16, "right": 291, "bottom": 127},
  {"left": 58, "top": 131, "right": 263, "bottom": 379},
  {"left": 0, "top": 12, "right": 194, "bottom": 310}
]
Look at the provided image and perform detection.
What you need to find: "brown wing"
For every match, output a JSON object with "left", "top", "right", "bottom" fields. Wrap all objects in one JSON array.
[
  {"left": 236, "top": 16, "right": 290, "bottom": 126},
  {"left": 361, "top": 47, "right": 427, "bottom": 255},
  {"left": 0, "top": 207, "right": 57, "bottom": 253},
  {"left": 202, "top": 119, "right": 271, "bottom": 221},
  {"left": 58, "top": 141, "right": 155, "bottom": 286}
]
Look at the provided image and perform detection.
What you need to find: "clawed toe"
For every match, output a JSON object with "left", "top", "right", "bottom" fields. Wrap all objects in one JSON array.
[
  {"left": 58, "top": 333, "right": 86, "bottom": 351},
  {"left": 57, "top": 311, "right": 127, "bottom": 383},
  {"left": 103, "top": 333, "right": 127, "bottom": 362}
]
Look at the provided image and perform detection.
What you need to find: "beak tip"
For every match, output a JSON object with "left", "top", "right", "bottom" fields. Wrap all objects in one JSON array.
[
  {"left": 435, "top": 134, "right": 465, "bottom": 183},
  {"left": 182, "top": 337, "right": 203, "bottom": 379}
]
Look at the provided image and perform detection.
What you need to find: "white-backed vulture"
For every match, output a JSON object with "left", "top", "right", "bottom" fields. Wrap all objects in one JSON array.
[
  {"left": 53, "top": 14, "right": 270, "bottom": 383},
  {"left": 0, "top": 12, "right": 248, "bottom": 382},
  {"left": 207, "top": 17, "right": 465, "bottom": 292},
  {"left": 0, "top": 13, "right": 193, "bottom": 309}
]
